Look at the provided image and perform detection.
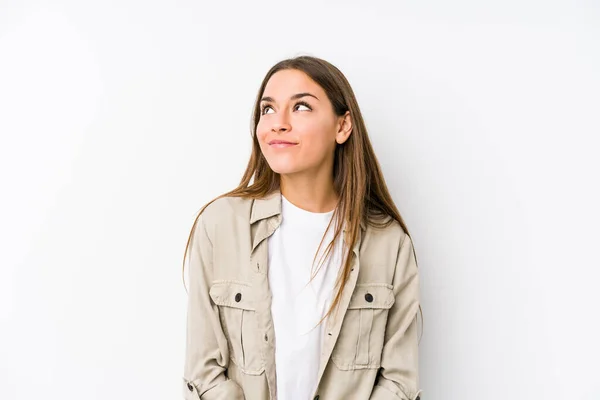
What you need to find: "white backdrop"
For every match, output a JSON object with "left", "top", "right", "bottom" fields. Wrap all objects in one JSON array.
[{"left": 1, "top": 1, "right": 599, "bottom": 399}]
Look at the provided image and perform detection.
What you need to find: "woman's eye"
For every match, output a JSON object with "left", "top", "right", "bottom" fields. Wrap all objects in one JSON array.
[
  {"left": 261, "top": 102, "right": 311, "bottom": 115},
  {"left": 295, "top": 103, "right": 311, "bottom": 111}
]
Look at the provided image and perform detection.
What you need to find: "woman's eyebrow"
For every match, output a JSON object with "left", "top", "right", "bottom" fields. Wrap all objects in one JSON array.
[{"left": 260, "top": 92, "right": 319, "bottom": 103}]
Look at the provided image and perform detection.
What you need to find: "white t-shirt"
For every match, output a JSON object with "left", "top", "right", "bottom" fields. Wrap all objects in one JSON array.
[{"left": 267, "top": 194, "right": 345, "bottom": 400}]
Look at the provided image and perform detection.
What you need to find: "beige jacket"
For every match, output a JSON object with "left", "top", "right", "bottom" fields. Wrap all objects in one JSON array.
[{"left": 182, "top": 189, "right": 423, "bottom": 400}]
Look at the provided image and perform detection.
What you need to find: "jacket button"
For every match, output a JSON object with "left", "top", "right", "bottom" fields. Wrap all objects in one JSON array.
[
  {"left": 235, "top": 293, "right": 242, "bottom": 302},
  {"left": 365, "top": 293, "right": 373, "bottom": 302},
  {"left": 415, "top": 397, "right": 420, "bottom": 400},
  {"left": 313, "top": 396, "right": 320, "bottom": 400},
  {"left": 186, "top": 382, "right": 193, "bottom": 391}
]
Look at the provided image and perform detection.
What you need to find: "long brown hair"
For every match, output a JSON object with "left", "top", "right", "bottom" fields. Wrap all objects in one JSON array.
[{"left": 182, "top": 55, "right": 423, "bottom": 342}]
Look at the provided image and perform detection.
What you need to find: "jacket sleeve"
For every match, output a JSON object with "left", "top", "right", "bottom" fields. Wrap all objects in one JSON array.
[
  {"left": 182, "top": 213, "right": 245, "bottom": 400},
  {"left": 369, "top": 233, "right": 423, "bottom": 400}
]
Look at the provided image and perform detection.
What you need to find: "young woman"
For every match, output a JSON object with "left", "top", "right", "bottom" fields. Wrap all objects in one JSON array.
[{"left": 181, "top": 55, "right": 423, "bottom": 400}]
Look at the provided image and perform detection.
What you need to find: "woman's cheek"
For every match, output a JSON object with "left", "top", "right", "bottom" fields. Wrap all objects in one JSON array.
[
  {"left": 304, "top": 128, "right": 330, "bottom": 156},
  {"left": 256, "top": 128, "right": 268, "bottom": 149}
]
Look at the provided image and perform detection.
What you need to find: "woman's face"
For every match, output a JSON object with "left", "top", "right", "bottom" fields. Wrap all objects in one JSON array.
[{"left": 256, "top": 69, "right": 348, "bottom": 176}]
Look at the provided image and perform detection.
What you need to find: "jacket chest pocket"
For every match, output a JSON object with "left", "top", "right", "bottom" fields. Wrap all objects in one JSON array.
[
  {"left": 331, "top": 283, "right": 395, "bottom": 371},
  {"left": 209, "top": 281, "right": 265, "bottom": 375}
]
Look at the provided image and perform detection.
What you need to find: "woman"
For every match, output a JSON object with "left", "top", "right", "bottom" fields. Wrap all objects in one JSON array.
[{"left": 182, "top": 55, "right": 423, "bottom": 400}]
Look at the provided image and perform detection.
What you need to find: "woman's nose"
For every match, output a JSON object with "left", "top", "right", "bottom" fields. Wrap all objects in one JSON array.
[
  {"left": 271, "top": 118, "right": 291, "bottom": 133},
  {"left": 272, "top": 124, "right": 290, "bottom": 133}
]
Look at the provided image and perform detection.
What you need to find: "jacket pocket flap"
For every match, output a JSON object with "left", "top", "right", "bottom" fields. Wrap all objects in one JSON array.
[
  {"left": 209, "top": 281, "right": 256, "bottom": 311},
  {"left": 348, "top": 284, "right": 395, "bottom": 309}
]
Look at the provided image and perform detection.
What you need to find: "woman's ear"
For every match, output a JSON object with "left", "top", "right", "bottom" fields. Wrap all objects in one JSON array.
[{"left": 335, "top": 111, "right": 352, "bottom": 145}]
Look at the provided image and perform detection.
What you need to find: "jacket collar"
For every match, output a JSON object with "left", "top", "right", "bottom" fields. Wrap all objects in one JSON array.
[
  {"left": 250, "top": 188, "right": 367, "bottom": 231},
  {"left": 249, "top": 189, "right": 282, "bottom": 225}
]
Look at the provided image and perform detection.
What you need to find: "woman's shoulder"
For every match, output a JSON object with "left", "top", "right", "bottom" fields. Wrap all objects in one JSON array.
[
  {"left": 365, "top": 214, "right": 408, "bottom": 244},
  {"left": 198, "top": 195, "right": 253, "bottom": 227}
]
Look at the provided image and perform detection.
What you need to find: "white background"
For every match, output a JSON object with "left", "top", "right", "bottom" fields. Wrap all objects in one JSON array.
[{"left": 1, "top": 1, "right": 599, "bottom": 399}]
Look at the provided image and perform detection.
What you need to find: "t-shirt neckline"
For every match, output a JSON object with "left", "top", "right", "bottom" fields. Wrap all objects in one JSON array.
[{"left": 281, "top": 194, "right": 336, "bottom": 226}]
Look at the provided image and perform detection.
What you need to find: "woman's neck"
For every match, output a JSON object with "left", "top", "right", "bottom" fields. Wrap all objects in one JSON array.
[{"left": 279, "top": 174, "right": 338, "bottom": 213}]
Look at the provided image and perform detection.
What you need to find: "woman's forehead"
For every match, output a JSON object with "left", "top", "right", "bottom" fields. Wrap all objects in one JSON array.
[{"left": 263, "top": 69, "right": 324, "bottom": 99}]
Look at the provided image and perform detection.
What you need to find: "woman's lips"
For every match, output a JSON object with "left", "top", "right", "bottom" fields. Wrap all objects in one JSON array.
[{"left": 269, "top": 141, "right": 298, "bottom": 148}]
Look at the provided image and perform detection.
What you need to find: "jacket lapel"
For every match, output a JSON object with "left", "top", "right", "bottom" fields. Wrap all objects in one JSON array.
[
  {"left": 250, "top": 189, "right": 282, "bottom": 252},
  {"left": 314, "top": 226, "right": 363, "bottom": 391},
  {"left": 249, "top": 190, "right": 283, "bottom": 400}
]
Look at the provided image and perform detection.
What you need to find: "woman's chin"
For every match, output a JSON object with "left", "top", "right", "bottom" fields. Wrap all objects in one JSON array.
[{"left": 268, "top": 164, "right": 303, "bottom": 176}]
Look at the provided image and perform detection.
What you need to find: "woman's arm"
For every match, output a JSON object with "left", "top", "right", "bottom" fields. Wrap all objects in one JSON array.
[
  {"left": 369, "top": 233, "right": 423, "bottom": 400},
  {"left": 182, "top": 214, "right": 244, "bottom": 400}
]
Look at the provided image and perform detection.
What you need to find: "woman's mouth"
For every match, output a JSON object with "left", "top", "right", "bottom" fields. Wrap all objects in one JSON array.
[{"left": 269, "top": 140, "right": 298, "bottom": 148}]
